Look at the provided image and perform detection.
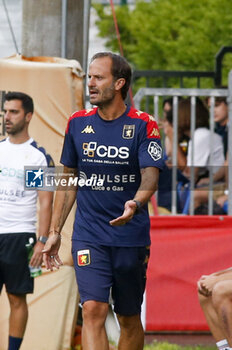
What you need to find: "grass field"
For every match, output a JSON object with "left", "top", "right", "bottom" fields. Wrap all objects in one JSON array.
[
  {"left": 143, "top": 342, "right": 216, "bottom": 350},
  {"left": 106, "top": 341, "right": 217, "bottom": 350},
  {"left": 72, "top": 340, "right": 217, "bottom": 350}
]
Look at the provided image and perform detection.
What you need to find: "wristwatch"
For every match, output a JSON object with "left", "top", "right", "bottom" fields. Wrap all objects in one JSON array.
[
  {"left": 132, "top": 199, "right": 142, "bottom": 214},
  {"left": 38, "top": 236, "right": 48, "bottom": 244}
]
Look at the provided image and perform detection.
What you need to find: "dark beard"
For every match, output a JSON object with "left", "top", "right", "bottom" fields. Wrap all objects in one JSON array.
[
  {"left": 90, "top": 83, "right": 116, "bottom": 108},
  {"left": 95, "top": 95, "right": 115, "bottom": 108}
]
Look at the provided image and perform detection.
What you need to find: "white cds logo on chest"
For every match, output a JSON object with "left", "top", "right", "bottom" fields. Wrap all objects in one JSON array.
[
  {"left": 148, "top": 141, "right": 162, "bottom": 161},
  {"left": 83, "top": 142, "right": 129, "bottom": 159}
]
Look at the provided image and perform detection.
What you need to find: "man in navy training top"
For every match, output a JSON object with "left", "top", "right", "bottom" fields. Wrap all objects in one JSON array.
[
  {"left": 0, "top": 92, "right": 53, "bottom": 350},
  {"left": 43, "top": 52, "right": 163, "bottom": 350}
]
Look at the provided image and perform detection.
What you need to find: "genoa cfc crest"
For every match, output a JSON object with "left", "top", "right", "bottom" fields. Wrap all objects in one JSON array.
[
  {"left": 122, "top": 125, "right": 135, "bottom": 139},
  {"left": 77, "top": 249, "right": 91, "bottom": 266}
]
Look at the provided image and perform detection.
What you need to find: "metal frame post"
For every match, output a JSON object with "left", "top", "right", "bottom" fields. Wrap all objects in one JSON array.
[
  {"left": 189, "top": 97, "right": 196, "bottom": 215},
  {"left": 228, "top": 71, "right": 232, "bottom": 215},
  {"left": 171, "top": 96, "right": 178, "bottom": 215},
  {"left": 61, "top": 0, "right": 67, "bottom": 58},
  {"left": 208, "top": 97, "right": 215, "bottom": 215}
]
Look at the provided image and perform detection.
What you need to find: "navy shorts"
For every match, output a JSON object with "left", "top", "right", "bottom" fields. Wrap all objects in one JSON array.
[
  {"left": 0, "top": 233, "right": 36, "bottom": 295},
  {"left": 72, "top": 240, "right": 150, "bottom": 316}
]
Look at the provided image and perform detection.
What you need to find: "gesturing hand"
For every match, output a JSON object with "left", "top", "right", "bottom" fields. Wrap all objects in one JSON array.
[
  {"left": 42, "top": 233, "right": 63, "bottom": 271},
  {"left": 109, "top": 200, "right": 137, "bottom": 226}
]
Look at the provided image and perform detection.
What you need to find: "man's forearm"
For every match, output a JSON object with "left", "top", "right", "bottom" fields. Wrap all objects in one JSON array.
[
  {"left": 133, "top": 167, "right": 160, "bottom": 206},
  {"left": 50, "top": 189, "right": 77, "bottom": 234},
  {"left": 50, "top": 166, "right": 78, "bottom": 234},
  {"left": 109, "top": 167, "right": 160, "bottom": 226},
  {"left": 38, "top": 191, "right": 53, "bottom": 237}
]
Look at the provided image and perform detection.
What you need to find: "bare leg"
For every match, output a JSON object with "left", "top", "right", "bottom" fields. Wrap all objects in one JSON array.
[
  {"left": 194, "top": 189, "right": 208, "bottom": 209},
  {"left": 212, "top": 280, "right": 232, "bottom": 346},
  {"left": 117, "top": 314, "right": 144, "bottom": 350},
  {"left": 82, "top": 300, "right": 109, "bottom": 350},
  {"left": 198, "top": 291, "right": 227, "bottom": 341},
  {"left": 7, "top": 293, "right": 28, "bottom": 338}
]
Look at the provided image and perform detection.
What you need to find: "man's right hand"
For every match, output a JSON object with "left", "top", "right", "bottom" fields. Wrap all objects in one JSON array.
[{"left": 42, "top": 233, "right": 63, "bottom": 271}]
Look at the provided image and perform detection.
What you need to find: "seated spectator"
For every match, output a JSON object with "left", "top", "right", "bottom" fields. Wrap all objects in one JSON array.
[
  {"left": 162, "top": 109, "right": 188, "bottom": 170},
  {"left": 198, "top": 268, "right": 232, "bottom": 350},
  {"left": 163, "top": 97, "right": 224, "bottom": 181},
  {"left": 197, "top": 94, "right": 228, "bottom": 186},
  {"left": 194, "top": 94, "right": 228, "bottom": 213},
  {"left": 162, "top": 96, "right": 187, "bottom": 169},
  {"left": 158, "top": 97, "right": 188, "bottom": 213},
  {"left": 194, "top": 156, "right": 228, "bottom": 214},
  {"left": 177, "top": 97, "right": 225, "bottom": 182},
  {"left": 161, "top": 97, "right": 225, "bottom": 214},
  {"left": 211, "top": 95, "right": 228, "bottom": 157}
]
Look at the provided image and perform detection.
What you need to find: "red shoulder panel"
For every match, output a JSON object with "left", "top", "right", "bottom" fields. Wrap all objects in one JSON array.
[
  {"left": 65, "top": 107, "right": 97, "bottom": 134},
  {"left": 127, "top": 107, "right": 160, "bottom": 139}
]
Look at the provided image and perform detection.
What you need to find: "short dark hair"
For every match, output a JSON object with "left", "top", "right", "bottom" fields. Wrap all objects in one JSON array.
[
  {"left": 178, "top": 97, "right": 209, "bottom": 135},
  {"left": 4, "top": 91, "right": 34, "bottom": 114},
  {"left": 205, "top": 86, "right": 228, "bottom": 105},
  {"left": 90, "top": 52, "right": 132, "bottom": 100},
  {"left": 215, "top": 96, "right": 227, "bottom": 105},
  {"left": 205, "top": 96, "right": 227, "bottom": 105}
]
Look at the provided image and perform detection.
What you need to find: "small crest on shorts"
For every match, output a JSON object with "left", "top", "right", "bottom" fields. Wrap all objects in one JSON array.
[{"left": 77, "top": 249, "right": 91, "bottom": 266}]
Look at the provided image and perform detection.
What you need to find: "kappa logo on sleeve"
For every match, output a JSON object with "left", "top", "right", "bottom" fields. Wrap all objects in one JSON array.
[
  {"left": 150, "top": 127, "right": 160, "bottom": 137},
  {"left": 148, "top": 141, "right": 162, "bottom": 161},
  {"left": 77, "top": 249, "right": 91, "bottom": 266}
]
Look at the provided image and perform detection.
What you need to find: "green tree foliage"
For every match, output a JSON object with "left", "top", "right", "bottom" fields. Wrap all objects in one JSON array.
[{"left": 94, "top": 0, "right": 232, "bottom": 81}]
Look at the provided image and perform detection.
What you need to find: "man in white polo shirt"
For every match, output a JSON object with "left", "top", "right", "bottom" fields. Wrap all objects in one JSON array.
[{"left": 0, "top": 91, "right": 53, "bottom": 350}]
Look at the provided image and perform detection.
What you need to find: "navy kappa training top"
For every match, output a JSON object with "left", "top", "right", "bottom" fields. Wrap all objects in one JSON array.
[{"left": 61, "top": 105, "right": 163, "bottom": 247}]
